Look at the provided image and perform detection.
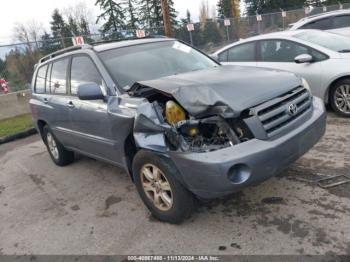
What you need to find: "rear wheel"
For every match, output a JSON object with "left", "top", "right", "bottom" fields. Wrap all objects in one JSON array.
[
  {"left": 132, "top": 150, "right": 195, "bottom": 224},
  {"left": 330, "top": 79, "right": 350, "bottom": 117},
  {"left": 43, "top": 125, "right": 74, "bottom": 166}
]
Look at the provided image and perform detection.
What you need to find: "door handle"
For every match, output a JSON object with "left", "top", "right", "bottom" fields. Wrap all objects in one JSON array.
[
  {"left": 67, "top": 101, "right": 75, "bottom": 108},
  {"left": 43, "top": 98, "right": 48, "bottom": 104}
]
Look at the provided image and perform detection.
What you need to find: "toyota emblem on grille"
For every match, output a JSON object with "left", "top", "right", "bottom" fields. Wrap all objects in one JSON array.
[{"left": 288, "top": 103, "right": 298, "bottom": 116}]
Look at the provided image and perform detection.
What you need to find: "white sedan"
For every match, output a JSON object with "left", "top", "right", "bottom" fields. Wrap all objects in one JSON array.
[{"left": 212, "top": 30, "right": 350, "bottom": 117}]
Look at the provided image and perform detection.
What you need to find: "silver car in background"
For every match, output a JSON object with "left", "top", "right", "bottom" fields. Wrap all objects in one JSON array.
[
  {"left": 289, "top": 9, "right": 350, "bottom": 32},
  {"left": 212, "top": 30, "right": 350, "bottom": 117}
]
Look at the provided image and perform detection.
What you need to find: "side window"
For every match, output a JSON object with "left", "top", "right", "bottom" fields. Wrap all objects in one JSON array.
[
  {"left": 70, "top": 56, "right": 102, "bottom": 95},
  {"left": 51, "top": 59, "right": 68, "bottom": 94},
  {"left": 310, "top": 49, "right": 328, "bottom": 62},
  {"left": 218, "top": 50, "right": 228, "bottom": 62},
  {"left": 333, "top": 15, "right": 350, "bottom": 29},
  {"left": 35, "top": 65, "right": 48, "bottom": 94},
  {"left": 227, "top": 42, "right": 256, "bottom": 62},
  {"left": 260, "top": 40, "right": 308, "bottom": 62},
  {"left": 300, "top": 18, "right": 332, "bottom": 30}
]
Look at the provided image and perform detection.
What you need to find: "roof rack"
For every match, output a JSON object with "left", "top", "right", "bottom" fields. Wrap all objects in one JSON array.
[
  {"left": 39, "top": 44, "right": 92, "bottom": 64},
  {"left": 91, "top": 35, "right": 168, "bottom": 46}
]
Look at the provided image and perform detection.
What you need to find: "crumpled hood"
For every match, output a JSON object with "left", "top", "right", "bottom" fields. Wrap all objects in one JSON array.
[{"left": 137, "top": 65, "right": 302, "bottom": 117}]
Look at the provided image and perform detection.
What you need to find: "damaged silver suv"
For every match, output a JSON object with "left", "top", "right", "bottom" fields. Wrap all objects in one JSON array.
[{"left": 30, "top": 38, "right": 326, "bottom": 223}]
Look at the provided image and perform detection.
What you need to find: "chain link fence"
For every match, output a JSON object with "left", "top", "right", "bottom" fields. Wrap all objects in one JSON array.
[{"left": 1, "top": 3, "right": 350, "bottom": 94}]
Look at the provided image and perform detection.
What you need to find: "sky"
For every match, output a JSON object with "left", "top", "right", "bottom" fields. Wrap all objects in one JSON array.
[{"left": 0, "top": 0, "right": 218, "bottom": 44}]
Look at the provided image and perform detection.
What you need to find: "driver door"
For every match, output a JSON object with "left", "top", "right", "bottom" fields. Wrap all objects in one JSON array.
[
  {"left": 67, "top": 55, "right": 123, "bottom": 164},
  {"left": 256, "top": 39, "right": 325, "bottom": 93}
]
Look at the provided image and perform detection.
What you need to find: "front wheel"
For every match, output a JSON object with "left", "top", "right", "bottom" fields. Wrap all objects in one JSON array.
[
  {"left": 330, "top": 79, "right": 350, "bottom": 117},
  {"left": 43, "top": 125, "right": 75, "bottom": 166},
  {"left": 132, "top": 150, "right": 195, "bottom": 224}
]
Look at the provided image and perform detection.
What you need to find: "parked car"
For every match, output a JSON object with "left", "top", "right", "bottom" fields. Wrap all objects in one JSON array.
[
  {"left": 289, "top": 9, "right": 350, "bottom": 33},
  {"left": 212, "top": 29, "right": 350, "bottom": 117},
  {"left": 30, "top": 38, "right": 326, "bottom": 223}
]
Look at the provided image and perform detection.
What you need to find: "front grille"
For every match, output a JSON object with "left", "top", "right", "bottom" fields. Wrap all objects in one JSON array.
[{"left": 251, "top": 86, "right": 312, "bottom": 138}]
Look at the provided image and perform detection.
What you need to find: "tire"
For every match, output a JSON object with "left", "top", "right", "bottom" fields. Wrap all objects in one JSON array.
[
  {"left": 132, "top": 150, "right": 195, "bottom": 224},
  {"left": 42, "top": 125, "right": 75, "bottom": 166},
  {"left": 330, "top": 79, "right": 350, "bottom": 117}
]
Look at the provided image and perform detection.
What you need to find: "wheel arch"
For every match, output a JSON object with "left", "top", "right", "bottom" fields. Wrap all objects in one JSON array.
[
  {"left": 37, "top": 119, "right": 47, "bottom": 139},
  {"left": 325, "top": 75, "right": 350, "bottom": 104},
  {"left": 124, "top": 134, "right": 138, "bottom": 181}
]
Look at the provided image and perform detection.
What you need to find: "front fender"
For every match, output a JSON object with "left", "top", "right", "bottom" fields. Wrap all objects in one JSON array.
[{"left": 133, "top": 102, "right": 169, "bottom": 153}]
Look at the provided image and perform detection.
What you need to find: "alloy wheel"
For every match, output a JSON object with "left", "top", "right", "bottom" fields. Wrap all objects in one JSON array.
[
  {"left": 334, "top": 84, "right": 350, "bottom": 114},
  {"left": 140, "top": 164, "right": 173, "bottom": 211},
  {"left": 47, "top": 133, "right": 59, "bottom": 160}
]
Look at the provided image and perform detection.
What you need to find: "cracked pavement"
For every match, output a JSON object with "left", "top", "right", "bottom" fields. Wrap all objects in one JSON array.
[{"left": 0, "top": 112, "right": 349, "bottom": 255}]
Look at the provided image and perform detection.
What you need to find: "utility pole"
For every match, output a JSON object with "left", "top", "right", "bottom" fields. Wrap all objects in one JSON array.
[{"left": 161, "top": 0, "right": 174, "bottom": 37}]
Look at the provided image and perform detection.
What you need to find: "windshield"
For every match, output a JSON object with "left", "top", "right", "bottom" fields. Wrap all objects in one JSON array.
[
  {"left": 99, "top": 40, "right": 218, "bottom": 88},
  {"left": 295, "top": 31, "right": 350, "bottom": 52}
]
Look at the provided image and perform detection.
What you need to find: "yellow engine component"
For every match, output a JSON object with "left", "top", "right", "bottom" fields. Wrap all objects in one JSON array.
[
  {"left": 188, "top": 127, "right": 198, "bottom": 137},
  {"left": 165, "top": 100, "right": 186, "bottom": 125}
]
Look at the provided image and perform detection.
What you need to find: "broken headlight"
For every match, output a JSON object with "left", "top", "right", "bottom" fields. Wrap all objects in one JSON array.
[
  {"left": 165, "top": 100, "right": 186, "bottom": 125},
  {"left": 163, "top": 100, "right": 252, "bottom": 153}
]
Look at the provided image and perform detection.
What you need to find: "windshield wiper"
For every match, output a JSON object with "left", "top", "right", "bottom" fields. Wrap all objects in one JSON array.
[{"left": 338, "top": 49, "right": 350, "bottom": 53}]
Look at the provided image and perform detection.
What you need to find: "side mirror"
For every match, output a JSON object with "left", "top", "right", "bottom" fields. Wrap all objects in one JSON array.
[
  {"left": 294, "top": 54, "right": 313, "bottom": 64},
  {"left": 77, "top": 83, "right": 104, "bottom": 100}
]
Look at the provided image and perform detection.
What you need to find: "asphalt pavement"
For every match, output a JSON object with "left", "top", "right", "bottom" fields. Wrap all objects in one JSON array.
[{"left": 0, "top": 112, "right": 349, "bottom": 255}]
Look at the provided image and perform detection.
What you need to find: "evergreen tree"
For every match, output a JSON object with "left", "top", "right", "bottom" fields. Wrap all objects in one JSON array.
[
  {"left": 202, "top": 20, "right": 223, "bottom": 44},
  {"left": 50, "top": 9, "right": 72, "bottom": 48},
  {"left": 0, "top": 58, "right": 8, "bottom": 79},
  {"left": 50, "top": 9, "right": 65, "bottom": 39},
  {"left": 244, "top": 0, "right": 306, "bottom": 15},
  {"left": 167, "top": 0, "right": 178, "bottom": 26},
  {"left": 68, "top": 16, "right": 80, "bottom": 36},
  {"left": 138, "top": 0, "right": 152, "bottom": 27},
  {"left": 217, "top": 0, "right": 232, "bottom": 18},
  {"left": 123, "top": 0, "right": 138, "bottom": 28},
  {"left": 40, "top": 31, "right": 60, "bottom": 54},
  {"left": 149, "top": 0, "right": 162, "bottom": 27},
  {"left": 186, "top": 9, "right": 192, "bottom": 23},
  {"left": 95, "top": 0, "right": 125, "bottom": 36},
  {"left": 80, "top": 17, "right": 91, "bottom": 36},
  {"left": 138, "top": 0, "right": 178, "bottom": 28}
]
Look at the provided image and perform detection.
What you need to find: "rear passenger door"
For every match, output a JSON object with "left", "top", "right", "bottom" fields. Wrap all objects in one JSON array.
[
  {"left": 68, "top": 55, "right": 119, "bottom": 163},
  {"left": 47, "top": 58, "right": 76, "bottom": 147},
  {"left": 218, "top": 42, "right": 258, "bottom": 67}
]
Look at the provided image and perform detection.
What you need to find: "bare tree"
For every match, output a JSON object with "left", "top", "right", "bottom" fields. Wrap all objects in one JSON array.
[
  {"left": 199, "top": 0, "right": 209, "bottom": 29},
  {"left": 13, "top": 20, "right": 44, "bottom": 51},
  {"left": 62, "top": 1, "right": 95, "bottom": 34}
]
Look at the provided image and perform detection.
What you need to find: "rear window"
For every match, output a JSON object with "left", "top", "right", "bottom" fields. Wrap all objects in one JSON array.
[
  {"left": 35, "top": 65, "right": 47, "bottom": 94},
  {"left": 333, "top": 15, "right": 350, "bottom": 29},
  {"left": 300, "top": 18, "right": 332, "bottom": 30},
  {"left": 50, "top": 59, "right": 68, "bottom": 94}
]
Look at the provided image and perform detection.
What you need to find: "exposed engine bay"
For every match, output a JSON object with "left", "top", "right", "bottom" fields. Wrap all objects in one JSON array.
[
  {"left": 129, "top": 84, "right": 253, "bottom": 153},
  {"left": 154, "top": 100, "right": 253, "bottom": 152}
]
